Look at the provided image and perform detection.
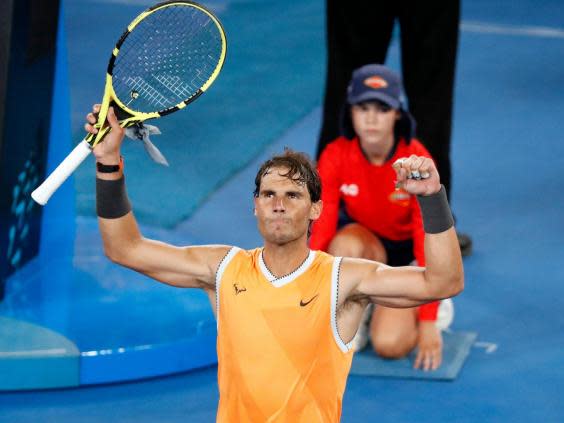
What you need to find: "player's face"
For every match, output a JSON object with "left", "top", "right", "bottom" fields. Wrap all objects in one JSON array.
[
  {"left": 351, "top": 101, "right": 400, "bottom": 156},
  {"left": 254, "top": 167, "right": 321, "bottom": 246}
]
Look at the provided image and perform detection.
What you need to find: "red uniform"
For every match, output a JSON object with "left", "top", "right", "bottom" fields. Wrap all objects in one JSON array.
[{"left": 309, "top": 136, "right": 438, "bottom": 320}]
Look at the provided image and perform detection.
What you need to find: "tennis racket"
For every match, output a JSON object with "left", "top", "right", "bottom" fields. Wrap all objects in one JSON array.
[{"left": 31, "top": 0, "right": 227, "bottom": 205}]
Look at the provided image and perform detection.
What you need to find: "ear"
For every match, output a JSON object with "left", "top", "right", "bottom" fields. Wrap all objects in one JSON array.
[
  {"left": 309, "top": 200, "right": 323, "bottom": 221},
  {"left": 253, "top": 197, "right": 258, "bottom": 216}
]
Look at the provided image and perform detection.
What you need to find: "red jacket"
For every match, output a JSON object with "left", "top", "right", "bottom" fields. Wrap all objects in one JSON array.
[{"left": 310, "top": 136, "right": 438, "bottom": 320}]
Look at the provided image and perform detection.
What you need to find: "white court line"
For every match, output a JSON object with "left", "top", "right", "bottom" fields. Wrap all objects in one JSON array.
[
  {"left": 0, "top": 348, "right": 69, "bottom": 357},
  {"left": 462, "top": 21, "right": 564, "bottom": 39},
  {"left": 474, "top": 341, "right": 498, "bottom": 354}
]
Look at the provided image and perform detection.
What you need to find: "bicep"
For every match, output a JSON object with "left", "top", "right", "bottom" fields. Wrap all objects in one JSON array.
[
  {"left": 342, "top": 258, "right": 435, "bottom": 308},
  {"left": 115, "top": 240, "right": 232, "bottom": 290}
]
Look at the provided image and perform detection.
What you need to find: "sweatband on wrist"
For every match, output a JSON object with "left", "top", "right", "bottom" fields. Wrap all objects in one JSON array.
[
  {"left": 96, "top": 176, "right": 132, "bottom": 219},
  {"left": 416, "top": 185, "right": 454, "bottom": 234}
]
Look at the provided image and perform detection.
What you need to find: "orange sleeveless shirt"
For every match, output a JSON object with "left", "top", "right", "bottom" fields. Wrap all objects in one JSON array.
[{"left": 215, "top": 248, "right": 353, "bottom": 423}]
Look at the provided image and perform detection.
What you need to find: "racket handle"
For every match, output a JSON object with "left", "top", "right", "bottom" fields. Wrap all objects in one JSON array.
[{"left": 31, "top": 139, "right": 92, "bottom": 205}]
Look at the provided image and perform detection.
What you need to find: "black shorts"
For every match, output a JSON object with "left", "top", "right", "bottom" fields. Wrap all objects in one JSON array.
[{"left": 337, "top": 207, "right": 415, "bottom": 267}]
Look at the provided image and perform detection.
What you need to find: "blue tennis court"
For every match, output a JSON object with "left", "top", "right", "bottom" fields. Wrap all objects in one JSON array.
[{"left": 1, "top": 0, "right": 563, "bottom": 421}]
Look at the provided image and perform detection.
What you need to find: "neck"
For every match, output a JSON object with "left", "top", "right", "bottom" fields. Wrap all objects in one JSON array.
[
  {"left": 262, "top": 239, "right": 310, "bottom": 278},
  {"left": 359, "top": 135, "right": 395, "bottom": 165}
]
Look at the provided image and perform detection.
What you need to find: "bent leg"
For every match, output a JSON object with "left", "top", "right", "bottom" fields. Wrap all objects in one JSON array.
[
  {"left": 327, "top": 223, "right": 387, "bottom": 262},
  {"left": 328, "top": 223, "right": 387, "bottom": 349},
  {"left": 370, "top": 306, "right": 418, "bottom": 358}
]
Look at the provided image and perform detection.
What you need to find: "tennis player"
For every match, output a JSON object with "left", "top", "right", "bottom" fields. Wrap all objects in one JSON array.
[{"left": 87, "top": 105, "right": 463, "bottom": 422}]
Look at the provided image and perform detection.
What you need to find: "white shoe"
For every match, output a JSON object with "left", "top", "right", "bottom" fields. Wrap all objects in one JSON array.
[
  {"left": 436, "top": 298, "right": 454, "bottom": 331},
  {"left": 350, "top": 304, "right": 373, "bottom": 352}
]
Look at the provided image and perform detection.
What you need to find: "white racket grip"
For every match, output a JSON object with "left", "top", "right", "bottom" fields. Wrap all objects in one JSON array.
[{"left": 31, "top": 139, "right": 92, "bottom": 205}]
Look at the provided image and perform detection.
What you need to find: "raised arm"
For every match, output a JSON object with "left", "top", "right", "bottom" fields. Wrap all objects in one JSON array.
[
  {"left": 340, "top": 154, "right": 464, "bottom": 307},
  {"left": 87, "top": 105, "right": 231, "bottom": 290}
]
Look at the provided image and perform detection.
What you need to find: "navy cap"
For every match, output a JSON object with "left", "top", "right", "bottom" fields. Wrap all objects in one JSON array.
[
  {"left": 340, "top": 64, "right": 416, "bottom": 143},
  {"left": 346, "top": 64, "right": 404, "bottom": 109}
]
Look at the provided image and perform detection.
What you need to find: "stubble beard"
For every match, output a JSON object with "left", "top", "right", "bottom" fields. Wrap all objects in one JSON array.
[{"left": 261, "top": 220, "right": 305, "bottom": 246}]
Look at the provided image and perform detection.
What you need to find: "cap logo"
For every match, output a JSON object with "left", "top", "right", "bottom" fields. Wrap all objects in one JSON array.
[{"left": 364, "top": 76, "right": 388, "bottom": 89}]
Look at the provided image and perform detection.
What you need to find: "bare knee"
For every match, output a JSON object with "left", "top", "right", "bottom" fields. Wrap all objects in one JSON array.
[
  {"left": 328, "top": 224, "right": 386, "bottom": 262},
  {"left": 328, "top": 231, "right": 365, "bottom": 257},
  {"left": 372, "top": 332, "right": 416, "bottom": 359}
]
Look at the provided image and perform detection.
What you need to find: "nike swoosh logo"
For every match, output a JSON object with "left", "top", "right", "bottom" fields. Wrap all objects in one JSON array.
[{"left": 300, "top": 294, "right": 318, "bottom": 307}]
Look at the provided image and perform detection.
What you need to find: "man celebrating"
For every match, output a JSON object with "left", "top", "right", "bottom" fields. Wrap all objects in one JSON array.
[{"left": 87, "top": 105, "right": 463, "bottom": 422}]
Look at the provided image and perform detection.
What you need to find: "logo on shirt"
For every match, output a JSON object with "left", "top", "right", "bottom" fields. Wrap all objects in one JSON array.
[
  {"left": 340, "top": 183, "right": 359, "bottom": 197},
  {"left": 388, "top": 188, "right": 411, "bottom": 207},
  {"left": 233, "top": 283, "right": 247, "bottom": 295},
  {"left": 299, "top": 294, "right": 318, "bottom": 307}
]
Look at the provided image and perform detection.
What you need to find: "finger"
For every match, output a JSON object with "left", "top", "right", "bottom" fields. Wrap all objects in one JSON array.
[
  {"left": 414, "top": 350, "right": 423, "bottom": 369},
  {"left": 428, "top": 351, "right": 437, "bottom": 371},
  {"left": 399, "top": 167, "right": 409, "bottom": 181},
  {"left": 392, "top": 158, "right": 406, "bottom": 172},
  {"left": 409, "top": 170, "right": 422, "bottom": 180},
  {"left": 410, "top": 156, "right": 424, "bottom": 171},
  {"left": 423, "top": 351, "right": 433, "bottom": 371},
  {"left": 419, "top": 158, "right": 433, "bottom": 179},
  {"left": 411, "top": 157, "right": 425, "bottom": 180},
  {"left": 432, "top": 350, "right": 442, "bottom": 370},
  {"left": 397, "top": 157, "right": 413, "bottom": 179},
  {"left": 404, "top": 178, "right": 419, "bottom": 192},
  {"left": 402, "top": 155, "right": 417, "bottom": 171},
  {"left": 106, "top": 107, "right": 122, "bottom": 130},
  {"left": 395, "top": 170, "right": 409, "bottom": 188},
  {"left": 84, "top": 123, "right": 97, "bottom": 134},
  {"left": 86, "top": 113, "right": 97, "bottom": 125},
  {"left": 402, "top": 157, "right": 432, "bottom": 182},
  {"left": 393, "top": 159, "right": 409, "bottom": 187},
  {"left": 93, "top": 104, "right": 101, "bottom": 113},
  {"left": 418, "top": 157, "right": 432, "bottom": 173}
]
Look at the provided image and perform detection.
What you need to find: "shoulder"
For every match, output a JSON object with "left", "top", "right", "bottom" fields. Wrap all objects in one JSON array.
[
  {"left": 320, "top": 136, "right": 354, "bottom": 159},
  {"left": 318, "top": 138, "right": 351, "bottom": 178},
  {"left": 318, "top": 137, "right": 360, "bottom": 174},
  {"left": 312, "top": 249, "right": 336, "bottom": 266},
  {"left": 214, "top": 246, "right": 260, "bottom": 281},
  {"left": 334, "top": 256, "right": 386, "bottom": 301},
  {"left": 309, "top": 250, "right": 351, "bottom": 279},
  {"left": 212, "top": 245, "right": 255, "bottom": 268},
  {"left": 225, "top": 247, "right": 261, "bottom": 265}
]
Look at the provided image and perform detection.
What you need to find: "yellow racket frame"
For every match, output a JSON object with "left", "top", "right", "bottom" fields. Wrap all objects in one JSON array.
[{"left": 89, "top": 0, "right": 227, "bottom": 147}]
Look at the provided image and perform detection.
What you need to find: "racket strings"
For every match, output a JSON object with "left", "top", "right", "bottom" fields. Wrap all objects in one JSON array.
[{"left": 112, "top": 4, "right": 223, "bottom": 114}]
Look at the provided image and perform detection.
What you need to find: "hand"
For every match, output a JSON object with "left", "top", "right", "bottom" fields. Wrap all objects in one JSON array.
[
  {"left": 393, "top": 155, "right": 441, "bottom": 196},
  {"left": 413, "top": 321, "right": 443, "bottom": 371},
  {"left": 85, "top": 104, "right": 125, "bottom": 165}
]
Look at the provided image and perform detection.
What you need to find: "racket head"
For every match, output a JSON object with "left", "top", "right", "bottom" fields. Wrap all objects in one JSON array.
[
  {"left": 89, "top": 1, "right": 227, "bottom": 147},
  {"left": 111, "top": 1, "right": 226, "bottom": 115}
]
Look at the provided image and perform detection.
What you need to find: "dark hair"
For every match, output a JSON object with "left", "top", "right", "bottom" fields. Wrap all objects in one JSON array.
[{"left": 253, "top": 149, "right": 321, "bottom": 202}]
